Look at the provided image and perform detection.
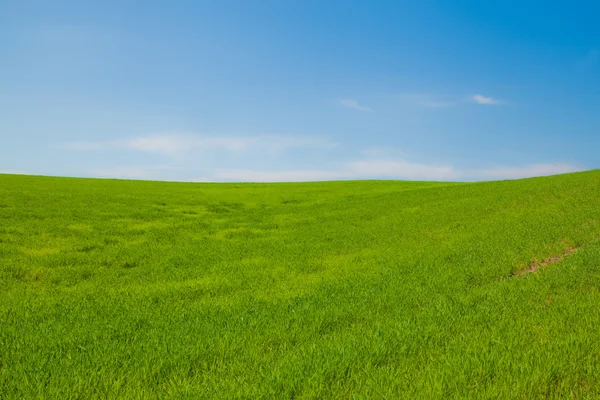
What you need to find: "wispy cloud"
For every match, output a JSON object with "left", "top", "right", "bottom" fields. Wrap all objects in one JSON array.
[
  {"left": 472, "top": 94, "right": 503, "bottom": 105},
  {"left": 91, "top": 165, "right": 217, "bottom": 182},
  {"left": 0, "top": 169, "right": 27, "bottom": 175},
  {"left": 339, "top": 99, "right": 373, "bottom": 112},
  {"left": 125, "top": 135, "right": 252, "bottom": 155},
  {"left": 215, "top": 169, "right": 342, "bottom": 182},
  {"left": 469, "top": 163, "right": 581, "bottom": 180},
  {"left": 401, "top": 93, "right": 507, "bottom": 108},
  {"left": 91, "top": 166, "right": 167, "bottom": 180},
  {"left": 73, "top": 135, "right": 582, "bottom": 183},
  {"left": 348, "top": 160, "right": 456, "bottom": 180},
  {"left": 65, "top": 133, "right": 338, "bottom": 156},
  {"left": 211, "top": 161, "right": 582, "bottom": 182}
]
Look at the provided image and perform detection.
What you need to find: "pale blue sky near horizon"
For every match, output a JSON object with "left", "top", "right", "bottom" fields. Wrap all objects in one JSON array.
[{"left": 1, "top": 0, "right": 599, "bottom": 182}]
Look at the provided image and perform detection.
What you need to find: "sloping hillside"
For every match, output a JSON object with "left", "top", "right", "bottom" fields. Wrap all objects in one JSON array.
[{"left": 1, "top": 171, "right": 600, "bottom": 398}]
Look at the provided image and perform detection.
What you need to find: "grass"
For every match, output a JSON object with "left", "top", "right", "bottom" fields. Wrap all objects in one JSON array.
[{"left": 1, "top": 171, "right": 600, "bottom": 398}]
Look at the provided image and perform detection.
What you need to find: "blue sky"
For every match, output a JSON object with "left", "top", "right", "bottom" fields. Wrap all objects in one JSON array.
[{"left": 1, "top": 0, "right": 598, "bottom": 182}]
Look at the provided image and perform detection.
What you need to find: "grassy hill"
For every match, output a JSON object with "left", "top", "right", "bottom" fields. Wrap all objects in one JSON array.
[{"left": 1, "top": 171, "right": 600, "bottom": 398}]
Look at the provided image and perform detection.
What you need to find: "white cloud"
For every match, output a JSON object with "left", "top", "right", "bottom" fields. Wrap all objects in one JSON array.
[
  {"left": 211, "top": 162, "right": 582, "bottom": 182},
  {"left": 348, "top": 160, "right": 456, "bottom": 180},
  {"left": 472, "top": 94, "right": 503, "bottom": 105},
  {"left": 189, "top": 177, "right": 215, "bottom": 183},
  {"left": 91, "top": 165, "right": 219, "bottom": 182},
  {"left": 0, "top": 169, "right": 27, "bottom": 175},
  {"left": 215, "top": 169, "right": 343, "bottom": 182},
  {"left": 339, "top": 99, "right": 373, "bottom": 112},
  {"left": 125, "top": 135, "right": 253, "bottom": 155},
  {"left": 401, "top": 93, "right": 507, "bottom": 108},
  {"left": 469, "top": 163, "right": 582, "bottom": 180},
  {"left": 71, "top": 135, "right": 582, "bottom": 183},
  {"left": 91, "top": 167, "right": 157, "bottom": 180},
  {"left": 90, "top": 165, "right": 176, "bottom": 180},
  {"left": 215, "top": 159, "right": 456, "bottom": 182},
  {"left": 65, "top": 133, "right": 337, "bottom": 156}
]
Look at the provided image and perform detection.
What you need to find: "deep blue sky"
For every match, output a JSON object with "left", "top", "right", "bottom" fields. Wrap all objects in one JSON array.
[{"left": 1, "top": 0, "right": 598, "bottom": 181}]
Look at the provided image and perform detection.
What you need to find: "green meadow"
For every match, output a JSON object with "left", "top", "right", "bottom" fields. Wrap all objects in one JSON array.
[{"left": 2, "top": 171, "right": 600, "bottom": 399}]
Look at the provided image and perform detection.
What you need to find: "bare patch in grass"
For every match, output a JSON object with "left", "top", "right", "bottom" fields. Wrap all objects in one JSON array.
[{"left": 515, "top": 247, "right": 578, "bottom": 277}]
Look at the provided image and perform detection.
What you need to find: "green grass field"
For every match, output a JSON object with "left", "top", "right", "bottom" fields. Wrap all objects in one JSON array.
[{"left": 2, "top": 171, "right": 600, "bottom": 398}]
